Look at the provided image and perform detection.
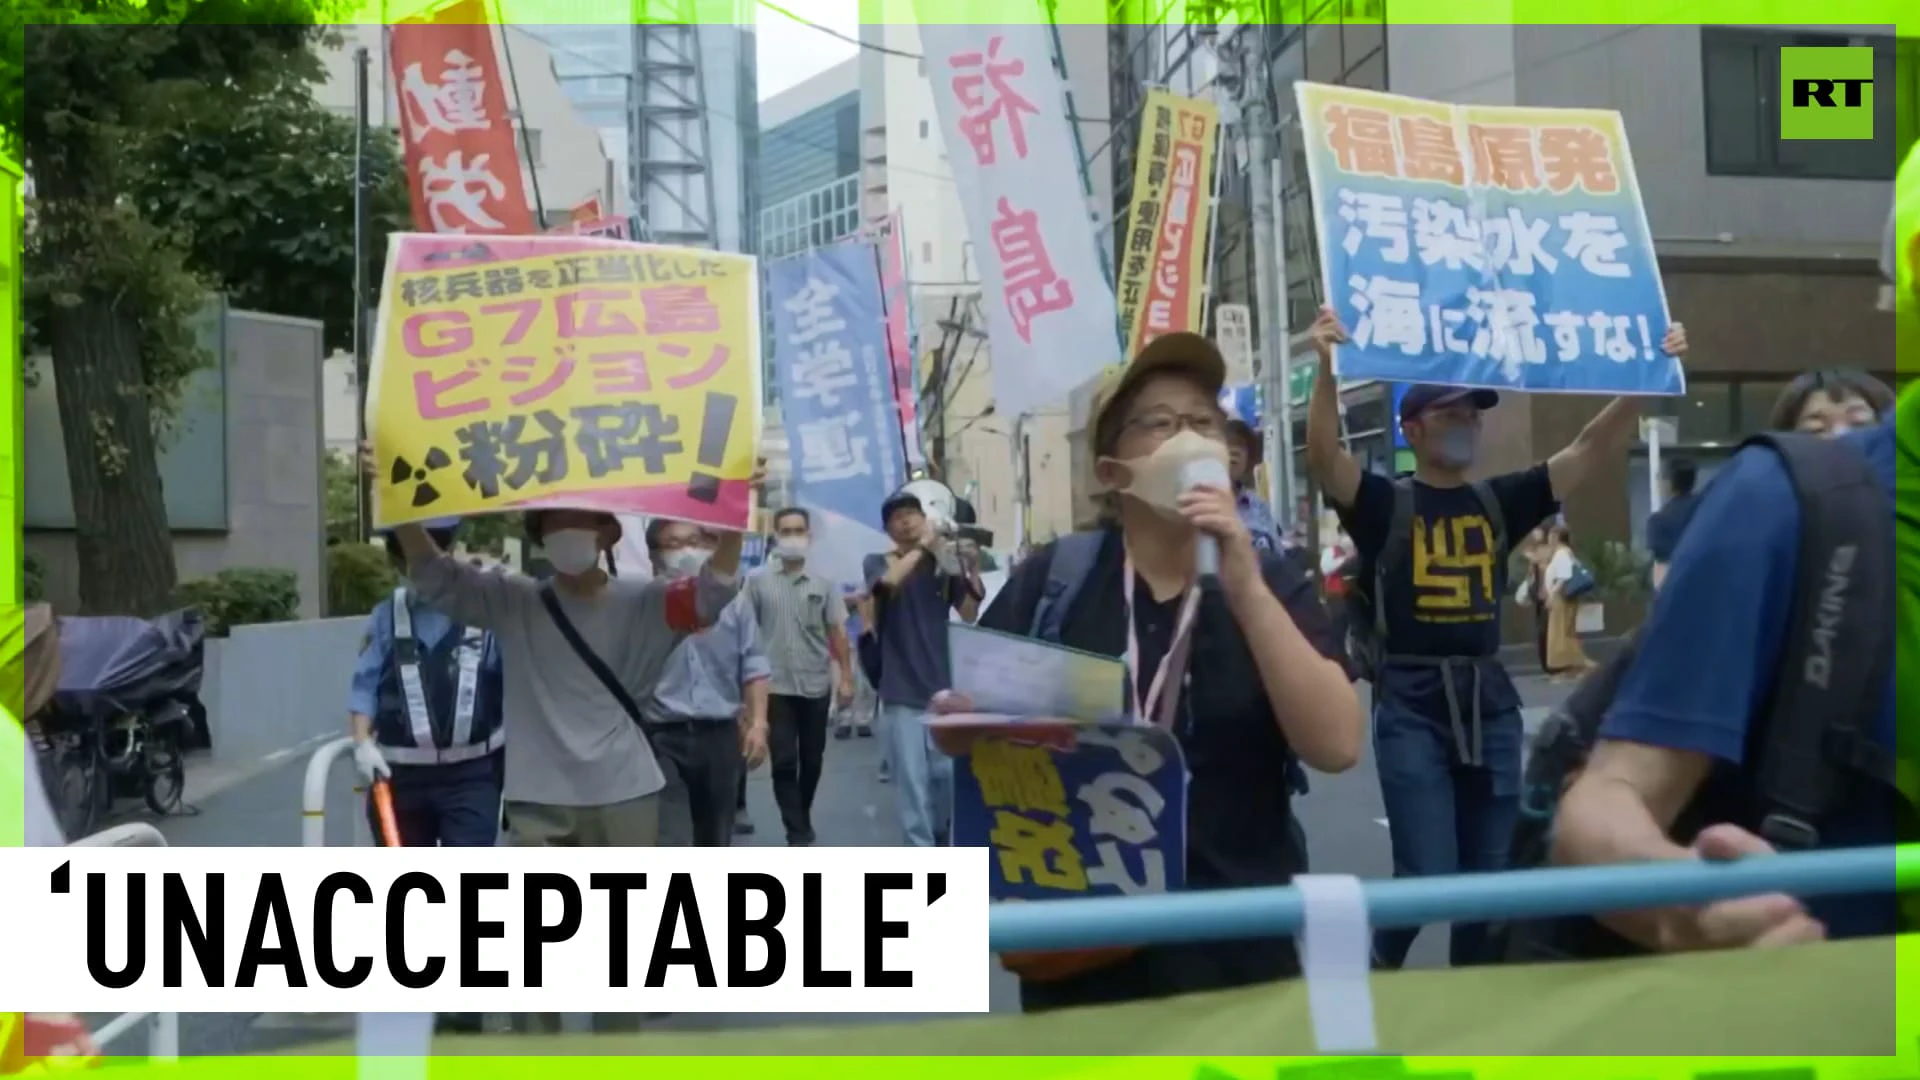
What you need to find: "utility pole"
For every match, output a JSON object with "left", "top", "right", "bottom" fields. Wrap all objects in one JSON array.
[
  {"left": 1234, "top": 28, "right": 1292, "bottom": 524},
  {"left": 351, "top": 45, "right": 372, "bottom": 544}
]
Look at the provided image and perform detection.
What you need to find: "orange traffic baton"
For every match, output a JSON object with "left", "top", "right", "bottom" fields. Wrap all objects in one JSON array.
[{"left": 370, "top": 778, "right": 402, "bottom": 847}]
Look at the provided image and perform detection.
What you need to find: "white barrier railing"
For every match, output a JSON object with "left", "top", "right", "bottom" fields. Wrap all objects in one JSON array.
[
  {"left": 303, "top": 735, "right": 359, "bottom": 848},
  {"left": 70, "top": 823, "right": 179, "bottom": 1061}
]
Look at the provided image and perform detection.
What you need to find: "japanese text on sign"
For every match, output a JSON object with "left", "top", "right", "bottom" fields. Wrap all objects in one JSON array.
[
  {"left": 1118, "top": 89, "right": 1219, "bottom": 354},
  {"left": 955, "top": 726, "right": 1187, "bottom": 902},
  {"left": 368, "top": 233, "right": 762, "bottom": 530},
  {"left": 388, "top": 0, "right": 535, "bottom": 237},
  {"left": 1297, "top": 82, "right": 1680, "bottom": 395},
  {"left": 769, "top": 242, "right": 907, "bottom": 520}
]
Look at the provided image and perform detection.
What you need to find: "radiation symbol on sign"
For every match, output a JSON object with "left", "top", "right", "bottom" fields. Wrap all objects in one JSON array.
[{"left": 390, "top": 448, "right": 453, "bottom": 508}]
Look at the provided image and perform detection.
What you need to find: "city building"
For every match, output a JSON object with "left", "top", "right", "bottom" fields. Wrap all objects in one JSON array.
[
  {"left": 859, "top": 22, "right": 1113, "bottom": 548},
  {"left": 24, "top": 304, "right": 329, "bottom": 618},
  {"left": 761, "top": 60, "right": 860, "bottom": 210},
  {"left": 756, "top": 59, "right": 862, "bottom": 421},
  {"left": 1097, "top": 14, "right": 1914, "bottom": 641},
  {"left": 315, "top": 24, "right": 615, "bottom": 227},
  {"left": 525, "top": 18, "right": 761, "bottom": 254}
]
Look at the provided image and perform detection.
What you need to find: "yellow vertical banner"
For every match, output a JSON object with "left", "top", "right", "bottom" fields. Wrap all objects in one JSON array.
[{"left": 1115, "top": 89, "right": 1219, "bottom": 357}]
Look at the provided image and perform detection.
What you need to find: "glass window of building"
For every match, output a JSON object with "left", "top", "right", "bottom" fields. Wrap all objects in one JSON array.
[{"left": 1701, "top": 29, "right": 1911, "bottom": 180}]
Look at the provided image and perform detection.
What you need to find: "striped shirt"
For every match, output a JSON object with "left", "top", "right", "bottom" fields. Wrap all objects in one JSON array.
[{"left": 746, "top": 563, "right": 848, "bottom": 699}]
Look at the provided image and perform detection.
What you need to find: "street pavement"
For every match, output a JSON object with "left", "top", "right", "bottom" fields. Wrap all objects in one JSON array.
[{"left": 87, "top": 674, "right": 1578, "bottom": 1057}]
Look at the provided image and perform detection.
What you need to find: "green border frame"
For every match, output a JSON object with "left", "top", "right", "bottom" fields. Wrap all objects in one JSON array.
[{"left": 6, "top": 2, "right": 1917, "bottom": 1074}]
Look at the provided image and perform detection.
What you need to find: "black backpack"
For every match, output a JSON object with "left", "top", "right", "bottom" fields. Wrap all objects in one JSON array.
[
  {"left": 1493, "top": 431, "right": 1909, "bottom": 962},
  {"left": 1346, "top": 477, "right": 1507, "bottom": 680}
]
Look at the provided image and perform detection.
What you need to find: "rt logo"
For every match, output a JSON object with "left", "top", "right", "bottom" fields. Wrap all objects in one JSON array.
[{"left": 1780, "top": 46, "right": 1875, "bottom": 141}]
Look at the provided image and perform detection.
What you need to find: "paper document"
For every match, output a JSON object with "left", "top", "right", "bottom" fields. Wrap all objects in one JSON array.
[{"left": 947, "top": 623, "right": 1127, "bottom": 723}]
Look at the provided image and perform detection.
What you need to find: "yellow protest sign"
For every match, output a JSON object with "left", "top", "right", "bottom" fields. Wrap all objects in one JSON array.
[{"left": 366, "top": 233, "right": 762, "bottom": 531}]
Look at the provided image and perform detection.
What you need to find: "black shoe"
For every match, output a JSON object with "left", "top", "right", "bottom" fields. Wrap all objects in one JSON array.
[
  {"left": 735, "top": 818, "right": 755, "bottom": 836},
  {"left": 834, "top": 726, "right": 853, "bottom": 741},
  {"left": 856, "top": 724, "right": 874, "bottom": 738}
]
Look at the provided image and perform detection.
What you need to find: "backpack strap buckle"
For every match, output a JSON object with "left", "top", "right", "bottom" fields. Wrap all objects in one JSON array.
[{"left": 1758, "top": 812, "right": 1821, "bottom": 851}]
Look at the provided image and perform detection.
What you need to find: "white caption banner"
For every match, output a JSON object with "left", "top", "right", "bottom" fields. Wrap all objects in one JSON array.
[{"left": 0, "top": 847, "right": 991, "bottom": 1015}]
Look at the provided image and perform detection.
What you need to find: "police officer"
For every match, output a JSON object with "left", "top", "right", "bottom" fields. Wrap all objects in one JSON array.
[{"left": 347, "top": 517, "right": 506, "bottom": 849}]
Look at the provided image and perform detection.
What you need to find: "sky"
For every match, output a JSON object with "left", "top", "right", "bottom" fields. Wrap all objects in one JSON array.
[{"left": 754, "top": 0, "right": 860, "bottom": 101}]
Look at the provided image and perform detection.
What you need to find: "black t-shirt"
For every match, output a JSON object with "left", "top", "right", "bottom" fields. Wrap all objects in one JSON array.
[
  {"left": 977, "top": 529, "right": 1347, "bottom": 1002},
  {"left": 1335, "top": 466, "right": 1559, "bottom": 714}
]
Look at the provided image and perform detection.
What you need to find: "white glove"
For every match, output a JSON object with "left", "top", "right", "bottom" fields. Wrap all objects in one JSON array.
[{"left": 352, "top": 738, "right": 391, "bottom": 783}]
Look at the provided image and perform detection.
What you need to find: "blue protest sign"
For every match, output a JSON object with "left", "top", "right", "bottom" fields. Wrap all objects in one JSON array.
[
  {"left": 769, "top": 243, "right": 907, "bottom": 585},
  {"left": 1297, "top": 82, "right": 1683, "bottom": 396},
  {"left": 1218, "top": 383, "right": 1262, "bottom": 426},
  {"left": 937, "top": 721, "right": 1188, "bottom": 902}
]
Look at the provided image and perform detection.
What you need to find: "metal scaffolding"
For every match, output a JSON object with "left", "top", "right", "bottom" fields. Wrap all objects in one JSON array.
[{"left": 627, "top": 8, "right": 718, "bottom": 248}]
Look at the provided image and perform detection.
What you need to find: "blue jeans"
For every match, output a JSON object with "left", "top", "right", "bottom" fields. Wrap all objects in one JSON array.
[
  {"left": 881, "top": 704, "right": 952, "bottom": 847},
  {"left": 1371, "top": 698, "right": 1522, "bottom": 968}
]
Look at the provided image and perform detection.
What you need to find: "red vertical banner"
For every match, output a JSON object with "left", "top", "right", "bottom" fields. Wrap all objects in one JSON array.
[
  {"left": 874, "top": 211, "right": 925, "bottom": 468},
  {"left": 389, "top": 0, "right": 535, "bottom": 236}
]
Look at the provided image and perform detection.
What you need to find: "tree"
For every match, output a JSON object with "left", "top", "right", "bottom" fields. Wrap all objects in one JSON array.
[
  {"left": 5, "top": 3, "right": 343, "bottom": 614},
  {"left": 323, "top": 449, "right": 361, "bottom": 547},
  {"left": 132, "top": 63, "right": 412, "bottom": 356}
]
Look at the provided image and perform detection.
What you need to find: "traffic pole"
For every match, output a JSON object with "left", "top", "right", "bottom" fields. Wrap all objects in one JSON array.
[{"left": 1237, "top": 29, "right": 1292, "bottom": 523}]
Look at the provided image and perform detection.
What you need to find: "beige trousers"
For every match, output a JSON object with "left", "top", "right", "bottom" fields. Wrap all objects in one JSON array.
[{"left": 505, "top": 792, "right": 659, "bottom": 1034}]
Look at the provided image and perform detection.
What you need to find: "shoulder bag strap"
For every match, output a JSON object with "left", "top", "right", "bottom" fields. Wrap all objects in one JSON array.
[
  {"left": 538, "top": 581, "right": 649, "bottom": 728},
  {"left": 1743, "top": 432, "right": 1895, "bottom": 849}
]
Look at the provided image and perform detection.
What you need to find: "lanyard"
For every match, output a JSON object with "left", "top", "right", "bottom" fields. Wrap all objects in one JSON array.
[{"left": 1122, "top": 554, "right": 1202, "bottom": 730}]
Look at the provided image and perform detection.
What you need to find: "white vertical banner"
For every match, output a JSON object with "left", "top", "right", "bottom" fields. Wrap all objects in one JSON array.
[
  {"left": 1215, "top": 302, "right": 1255, "bottom": 385},
  {"left": 918, "top": 20, "right": 1123, "bottom": 420}
]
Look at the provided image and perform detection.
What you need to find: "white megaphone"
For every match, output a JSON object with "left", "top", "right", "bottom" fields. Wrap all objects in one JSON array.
[{"left": 894, "top": 477, "right": 994, "bottom": 576}]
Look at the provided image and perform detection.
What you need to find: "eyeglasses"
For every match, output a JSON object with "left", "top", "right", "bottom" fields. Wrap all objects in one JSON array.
[{"left": 1121, "top": 407, "right": 1226, "bottom": 441}]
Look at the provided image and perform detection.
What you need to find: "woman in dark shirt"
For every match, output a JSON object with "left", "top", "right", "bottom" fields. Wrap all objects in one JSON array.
[{"left": 959, "top": 333, "right": 1363, "bottom": 1011}]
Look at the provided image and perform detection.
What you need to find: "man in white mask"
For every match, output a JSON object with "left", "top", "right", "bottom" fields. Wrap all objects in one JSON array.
[
  {"left": 640, "top": 518, "right": 771, "bottom": 846},
  {"left": 391, "top": 506, "right": 748, "bottom": 853},
  {"left": 745, "top": 507, "right": 853, "bottom": 845}
]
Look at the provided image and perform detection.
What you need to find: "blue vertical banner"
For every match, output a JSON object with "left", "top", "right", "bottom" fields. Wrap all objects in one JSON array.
[
  {"left": 1296, "top": 82, "right": 1683, "bottom": 396},
  {"left": 769, "top": 243, "right": 907, "bottom": 588}
]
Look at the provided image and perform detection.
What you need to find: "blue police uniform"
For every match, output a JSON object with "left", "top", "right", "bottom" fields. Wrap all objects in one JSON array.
[{"left": 349, "top": 585, "right": 505, "bottom": 847}]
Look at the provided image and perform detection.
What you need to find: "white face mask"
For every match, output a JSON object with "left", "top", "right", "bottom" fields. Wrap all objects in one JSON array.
[
  {"left": 663, "top": 547, "right": 712, "bottom": 578},
  {"left": 544, "top": 529, "right": 602, "bottom": 576},
  {"left": 774, "top": 536, "right": 810, "bottom": 561},
  {"left": 1100, "top": 429, "right": 1231, "bottom": 518}
]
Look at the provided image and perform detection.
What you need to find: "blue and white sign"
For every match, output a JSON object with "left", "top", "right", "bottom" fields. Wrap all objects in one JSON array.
[
  {"left": 1297, "top": 82, "right": 1683, "bottom": 396},
  {"left": 770, "top": 242, "right": 908, "bottom": 588},
  {"left": 1218, "top": 383, "right": 1262, "bottom": 426}
]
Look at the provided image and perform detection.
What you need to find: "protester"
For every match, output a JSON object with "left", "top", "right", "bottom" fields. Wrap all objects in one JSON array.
[
  {"left": 1539, "top": 523, "right": 1595, "bottom": 682},
  {"left": 642, "top": 518, "right": 771, "bottom": 847},
  {"left": 864, "top": 491, "right": 984, "bottom": 847},
  {"left": 834, "top": 585, "right": 879, "bottom": 742},
  {"left": 1514, "top": 525, "right": 1553, "bottom": 670},
  {"left": 948, "top": 331, "right": 1358, "bottom": 1010},
  {"left": 1547, "top": 417, "right": 1907, "bottom": 952},
  {"left": 1644, "top": 457, "right": 1699, "bottom": 589},
  {"left": 1225, "top": 419, "right": 1282, "bottom": 554},
  {"left": 1645, "top": 373, "right": 1891, "bottom": 589},
  {"left": 1769, "top": 368, "right": 1894, "bottom": 435},
  {"left": 392, "top": 503, "right": 747, "bottom": 849},
  {"left": 1303, "top": 304, "right": 1688, "bottom": 969},
  {"left": 746, "top": 508, "right": 854, "bottom": 846},
  {"left": 348, "top": 518, "right": 506, "bottom": 850}
]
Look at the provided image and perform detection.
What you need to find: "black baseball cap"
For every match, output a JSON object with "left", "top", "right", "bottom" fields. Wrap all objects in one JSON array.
[
  {"left": 1399, "top": 384, "right": 1500, "bottom": 423},
  {"left": 880, "top": 491, "right": 924, "bottom": 528}
]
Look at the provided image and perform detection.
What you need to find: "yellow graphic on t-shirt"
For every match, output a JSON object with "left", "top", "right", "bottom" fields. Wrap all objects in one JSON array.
[{"left": 1411, "top": 513, "right": 1498, "bottom": 623}]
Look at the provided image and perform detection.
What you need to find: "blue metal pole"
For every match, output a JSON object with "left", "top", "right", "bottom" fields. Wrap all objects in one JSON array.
[{"left": 990, "top": 845, "right": 1910, "bottom": 952}]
